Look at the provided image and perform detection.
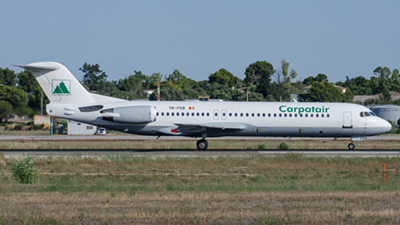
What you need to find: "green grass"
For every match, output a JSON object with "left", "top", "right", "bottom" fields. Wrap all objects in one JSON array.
[{"left": 1, "top": 154, "right": 399, "bottom": 194}]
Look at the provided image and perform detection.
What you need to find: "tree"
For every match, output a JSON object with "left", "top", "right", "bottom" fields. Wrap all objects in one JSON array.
[
  {"left": 17, "top": 70, "right": 48, "bottom": 112},
  {"left": 306, "top": 81, "right": 343, "bottom": 102},
  {"left": 315, "top": 73, "right": 328, "bottom": 82},
  {"left": 209, "top": 68, "right": 236, "bottom": 86},
  {"left": 0, "top": 85, "right": 28, "bottom": 121},
  {"left": 80, "top": 63, "right": 108, "bottom": 91},
  {"left": 267, "top": 82, "right": 290, "bottom": 102},
  {"left": 117, "top": 73, "right": 147, "bottom": 99},
  {"left": 279, "top": 59, "right": 297, "bottom": 85},
  {"left": 303, "top": 76, "right": 315, "bottom": 85},
  {"left": 0, "top": 68, "right": 17, "bottom": 87},
  {"left": 244, "top": 61, "right": 275, "bottom": 85},
  {"left": 255, "top": 69, "right": 271, "bottom": 98}
]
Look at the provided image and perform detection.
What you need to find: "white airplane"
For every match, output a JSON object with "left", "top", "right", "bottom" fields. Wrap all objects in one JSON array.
[{"left": 16, "top": 62, "right": 392, "bottom": 150}]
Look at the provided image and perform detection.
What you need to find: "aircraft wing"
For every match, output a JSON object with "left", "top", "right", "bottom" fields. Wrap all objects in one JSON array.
[
  {"left": 174, "top": 123, "right": 246, "bottom": 130},
  {"left": 156, "top": 122, "right": 246, "bottom": 136}
]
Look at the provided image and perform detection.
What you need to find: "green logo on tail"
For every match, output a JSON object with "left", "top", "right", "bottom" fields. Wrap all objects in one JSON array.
[{"left": 52, "top": 79, "right": 71, "bottom": 95}]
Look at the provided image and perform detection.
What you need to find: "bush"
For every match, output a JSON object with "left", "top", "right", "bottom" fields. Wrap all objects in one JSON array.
[
  {"left": 29, "top": 124, "right": 45, "bottom": 131},
  {"left": 10, "top": 155, "right": 40, "bottom": 184},
  {"left": 278, "top": 142, "right": 289, "bottom": 150},
  {"left": 13, "top": 123, "right": 25, "bottom": 131},
  {"left": 257, "top": 144, "right": 266, "bottom": 149}
]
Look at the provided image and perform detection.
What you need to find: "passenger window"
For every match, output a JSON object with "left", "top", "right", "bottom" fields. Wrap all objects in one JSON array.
[
  {"left": 156, "top": 112, "right": 159, "bottom": 116},
  {"left": 268, "top": 113, "right": 271, "bottom": 117},
  {"left": 202, "top": 112, "right": 205, "bottom": 116},
  {"left": 187, "top": 112, "right": 189, "bottom": 116},
  {"left": 321, "top": 114, "right": 324, "bottom": 118},
  {"left": 176, "top": 113, "right": 179, "bottom": 116},
  {"left": 191, "top": 112, "right": 195, "bottom": 116},
  {"left": 305, "top": 114, "right": 308, "bottom": 117},
  {"left": 310, "top": 114, "right": 313, "bottom": 118},
  {"left": 327, "top": 114, "right": 330, "bottom": 118},
  {"left": 215, "top": 113, "right": 218, "bottom": 117},
  {"left": 196, "top": 112, "right": 200, "bottom": 116},
  {"left": 223, "top": 112, "right": 226, "bottom": 117},
  {"left": 229, "top": 113, "right": 232, "bottom": 117},
  {"left": 289, "top": 114, "right": 292, "bottom": 117},
  {"left": 263, "top": 113, "right": 266, "bottom": 117},
  {"left": 279, "top": 113, "right": 282, "bottom": 117},
  {"left": 240, "top": 113, "right": 243, "bottom": 117},
  {"left": 316, "top": 114, "right": 319, "bottom": 118},
  {"left": 295, "top": 114, "right": 298, "bottom": 117},
  {"left": 172, "top": 112, "right": 175, "bottom": 116},
  {"left": 207, "top": 113, "right": 210, "bottom": 117},
  {"left": 274, "top": 113, "right": 277, "bottom": 117},
  {"left": 181, "top": 113, "right": 184, "bottom": 116},
  {"left": 300, "top": 114, "right": 303, "bottom": 117},
  {"left": 257, "top": 113, "right": 260, "bottom": 117},
  {"left": 161, "top": 112, "right": 164, "bottom": 116},
  {"left": 166, "top": 112, "right": 170, "bottom": 116},
  {"left": 235, "top": 113, "right": 238, "bottom": 117},
  {"left": 284, "top": 113, "right": 287, "bottom": 117},
  {"left": 246, "top": 113, "right": 249, "bottom": 117}
]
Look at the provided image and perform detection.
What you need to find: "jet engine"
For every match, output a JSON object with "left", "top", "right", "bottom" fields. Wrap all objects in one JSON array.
[{"left": 100, "top": 105, "right": 156, "bottom": 123}]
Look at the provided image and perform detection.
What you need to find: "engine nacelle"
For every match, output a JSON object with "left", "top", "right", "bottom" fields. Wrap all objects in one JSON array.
[{"left": 101, "top": 105, "right": 156, "bottom": 123}]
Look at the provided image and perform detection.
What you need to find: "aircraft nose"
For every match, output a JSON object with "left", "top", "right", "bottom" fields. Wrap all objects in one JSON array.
[{"left": 381, "top": 119, "right": 392, "bottom": 133}]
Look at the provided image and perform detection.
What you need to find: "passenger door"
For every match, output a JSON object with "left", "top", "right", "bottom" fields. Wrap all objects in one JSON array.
[{"left": 343, "top": 111, "right": 352, "bottom": 128}]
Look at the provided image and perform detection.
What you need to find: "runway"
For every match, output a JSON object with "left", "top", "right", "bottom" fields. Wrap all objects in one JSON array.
[
  {"left": 2, "top": 149, "right": 400, "bottom": 158},
  {"left": 1, "top": 135, "right": 400, "bottom": 141}
]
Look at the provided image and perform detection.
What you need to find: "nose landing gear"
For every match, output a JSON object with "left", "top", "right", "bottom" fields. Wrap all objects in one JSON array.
[
  {"left": 348, "top": 143, "right": 355, "bottom": 150},
  {"left": 197, "top": 139, "right": 208, "bottom": 150}
]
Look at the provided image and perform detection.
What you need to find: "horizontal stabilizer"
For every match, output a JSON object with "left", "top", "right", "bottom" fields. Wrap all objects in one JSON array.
[{"left": 14, "top": 64, "right": 59, "bottom": 75}]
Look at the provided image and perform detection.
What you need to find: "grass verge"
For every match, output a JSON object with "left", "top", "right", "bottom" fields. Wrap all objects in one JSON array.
[{"left": 0, "top": 154, "right": 400, "bottom": 224}]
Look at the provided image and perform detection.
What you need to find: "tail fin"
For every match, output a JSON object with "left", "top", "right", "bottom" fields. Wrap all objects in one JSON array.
[{"left": 16, "top": 62, "right": 96, "bottom": 104}]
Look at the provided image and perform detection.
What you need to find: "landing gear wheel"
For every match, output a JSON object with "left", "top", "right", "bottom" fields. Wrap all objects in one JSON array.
[
  {"left": 197, "top": 139, "right": 208, "bottom": 150},
  {"left": 348, "top": 143, "right": 355, "bottom": 150}
]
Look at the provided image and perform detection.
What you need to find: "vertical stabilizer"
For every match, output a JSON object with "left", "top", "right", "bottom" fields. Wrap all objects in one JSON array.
[{"left": 16, "top": 62, "right": 95, "bottom": 104}]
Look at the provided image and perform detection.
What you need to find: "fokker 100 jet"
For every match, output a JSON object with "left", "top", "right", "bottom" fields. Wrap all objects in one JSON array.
[{"left": 16, "top": 62, "right": 392, "bottom": 150}]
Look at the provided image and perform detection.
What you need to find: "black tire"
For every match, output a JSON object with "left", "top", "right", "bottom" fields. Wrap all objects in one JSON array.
[
  {"left": 197, "top": 139, "right": 208, "bottom": 150},
  {"left": 348, "top": 143, "right": 355, "bottom": 150}
]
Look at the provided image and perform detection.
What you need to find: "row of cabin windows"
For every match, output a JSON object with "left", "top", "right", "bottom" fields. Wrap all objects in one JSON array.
[{"left": 156, "top": 112, "right": 330, "bottom": 118}]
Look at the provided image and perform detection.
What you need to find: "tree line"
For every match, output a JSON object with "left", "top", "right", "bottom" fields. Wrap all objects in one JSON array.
[{"left": 0, "top": 60, "right": 398, "bottom": 121}]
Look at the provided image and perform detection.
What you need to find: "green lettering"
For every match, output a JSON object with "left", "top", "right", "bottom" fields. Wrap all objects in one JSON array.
[
  {"left": 306, "top": 107, "right": 311, "bottom": 113},
  {"left": 279, "top": 105, "right": 286, "bottom": 112},
  {"left": 325, "top": 107, "right": 329, "bottom": 113},
  {"left": 294, "top": 107, "right": 298, "bottom": 112},
  {"left": 287, "top": 107, "right": 293, "bottom": 112},
  {"left": 299, "top": 108, "right": 304, "bottom": 114},
  {"left": 312, "top": 106, "right": 315, "bottom": 113},
  {"left": 316, "top": 107, "right": 321, "bottom": 113}
]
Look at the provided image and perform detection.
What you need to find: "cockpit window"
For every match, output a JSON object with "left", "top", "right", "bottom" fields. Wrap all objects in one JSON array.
[
  {"left": 363, "top": 112, "right": 371, "bottom": 117},
  {"left": 360, "top": 111, "right": 376, "bottom": 117}
]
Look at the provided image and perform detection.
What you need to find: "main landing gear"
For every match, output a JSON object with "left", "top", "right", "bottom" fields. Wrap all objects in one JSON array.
[
  {"left": 197, "top": 139, "right": 208, "bottom": 150},
  {"left": 348, "top": 142, "right": 355, "bottom": 150}
]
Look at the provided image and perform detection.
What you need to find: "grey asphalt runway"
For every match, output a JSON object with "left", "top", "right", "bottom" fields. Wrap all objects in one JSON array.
[
  {"left": 1, "top": 135, "right": 400, "bottom": 141},
  {"left": 1, "top": 135, "right": 400, "bottom": 157},
  {"left": 1, "top": 149, "right": 400, "bottom": 158}
]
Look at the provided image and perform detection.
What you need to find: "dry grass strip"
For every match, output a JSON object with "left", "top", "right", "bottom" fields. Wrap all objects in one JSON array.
[{"left": 1, "top": 191, "right": 400, "bottom": 224}]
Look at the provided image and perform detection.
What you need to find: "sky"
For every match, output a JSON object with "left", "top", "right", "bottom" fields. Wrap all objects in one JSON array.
[{"left": 1, "top": 1, "right": 399, "bottom": 83}]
